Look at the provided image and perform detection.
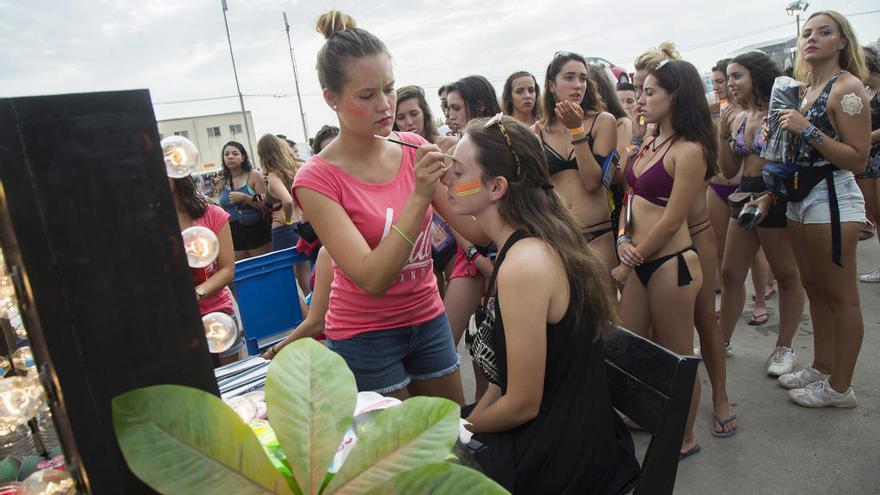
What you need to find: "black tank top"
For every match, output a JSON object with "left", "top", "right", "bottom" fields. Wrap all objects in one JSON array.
[{"left": 473, "top": 230, "right": 639, "bottom": 494}]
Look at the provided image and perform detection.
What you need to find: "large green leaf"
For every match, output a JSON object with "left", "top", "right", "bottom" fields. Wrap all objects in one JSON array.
[
  {"left": 325, "top": 396, "right": 459, "bottom": 494},
  {"left": 265, "top": 338, "right": 356, "bottom": 495},
  {"left": 367, "top": 463, "right": 509, "bottom": 495},
  {"left": 112, "top": 384, "right": 291, "bottom": 494}
]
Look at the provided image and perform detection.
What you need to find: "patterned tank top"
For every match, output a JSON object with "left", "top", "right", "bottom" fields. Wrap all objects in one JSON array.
[{"left": 796, "top": 70, "right": 844, "bottom": 168}]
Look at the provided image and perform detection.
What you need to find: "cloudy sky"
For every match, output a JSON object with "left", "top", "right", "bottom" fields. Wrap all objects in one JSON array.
[{"left": 2, "top": 0, "right": 878, "bottom": 145}]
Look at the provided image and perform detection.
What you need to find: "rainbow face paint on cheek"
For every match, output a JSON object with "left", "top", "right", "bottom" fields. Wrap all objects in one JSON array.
[{"left": 454, "top": 179, "right": 482, "bottom": 197}]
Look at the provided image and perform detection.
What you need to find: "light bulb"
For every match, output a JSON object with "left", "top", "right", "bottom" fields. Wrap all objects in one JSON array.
[
  {"left": 0, "top": 276, "right": 14, "bottom": 299},
  {"left": 12, "top": 347, "right": 35, "bottom": 372},
  {"left": 0, "top": 295, "right": 15, "bottom": 315},
  {"left": 0, "top": 375, "right": 46, "bottom": 431},
  {"left": 19, "top": 468, "right": 76, "bottom": 495},
  {"left": 161, "top": 135, "right": 201, "bottom": 178},
  {"left": 181, "top": 226, "right": 219, "bottom": 268},
  {"left": 202, "top": 312, "right": 238, "bottom": 353},
  {"left": 14, "top": 322, "right": 27, "bottom": 340}
]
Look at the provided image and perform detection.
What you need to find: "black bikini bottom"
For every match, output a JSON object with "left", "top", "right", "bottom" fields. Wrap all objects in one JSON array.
[
  {"left": 634, "top": 246, "right": 697, "bottom": 287},
  {"left": 583, "top": 220, "right": 613, "bottom": 243}
]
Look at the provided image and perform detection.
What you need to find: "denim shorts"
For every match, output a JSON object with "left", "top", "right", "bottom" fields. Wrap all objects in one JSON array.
[
  {"left": 786, "top": 170, "right": 866, "bottom": 225},
  {"left": 271, "top": 224, "right": 300, "bottom": 251},
  {"left": 326, "top": 313, "right": 461, "bottom": 393}
]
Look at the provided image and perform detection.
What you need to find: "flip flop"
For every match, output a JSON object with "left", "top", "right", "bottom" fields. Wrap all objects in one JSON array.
[
  {"left": 679, "top": 443, "right": 701, "bottom": 460},
  {"left": 748, "top": 312, "right": 769, "bottom": 325},
  {"left": 765, "top": 286, "right": 776, "bottom": 299},
  {"left": 712, "top": 414, "right": 737, "bottom": 438}
]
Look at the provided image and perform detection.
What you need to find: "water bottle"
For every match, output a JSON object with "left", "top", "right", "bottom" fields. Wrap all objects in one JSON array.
[{"left": 737, "top": 205, "right": 762, "bottom": 229}]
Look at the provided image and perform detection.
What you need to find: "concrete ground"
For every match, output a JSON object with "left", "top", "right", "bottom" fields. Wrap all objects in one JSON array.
[{"left": 459, "top": 237, "right": 880, "bottom": 494}]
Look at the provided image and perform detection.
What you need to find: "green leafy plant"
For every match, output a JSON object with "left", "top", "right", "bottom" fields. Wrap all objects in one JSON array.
[{"left": 112, "top": 338, "right": 507, "bottom": 494}]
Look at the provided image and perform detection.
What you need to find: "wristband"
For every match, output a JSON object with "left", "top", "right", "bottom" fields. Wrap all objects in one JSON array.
[
  {"left": 571, "top": 135, "right": 590, "bottom": 145},
  {"left": 616, "top": 235, "right": 631, "bottom": 247},
  {"left": 391, "top": 224, "right": 415, "bottom": 247},
  {"left": 569, "top": 126, "right": 585, "bottom": 136}
]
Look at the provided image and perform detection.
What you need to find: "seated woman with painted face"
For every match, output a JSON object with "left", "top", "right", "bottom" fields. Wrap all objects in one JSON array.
[{"left": 450, "top": 115, "right": 639, "bottom": 494}]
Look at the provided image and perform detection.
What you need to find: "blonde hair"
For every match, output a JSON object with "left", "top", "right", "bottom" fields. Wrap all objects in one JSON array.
[
  {"left": 314, "top": 10, "right": 388, "bottom": 94},
  {"left": 794, "top": 11, "right": 867, "bottom": 83},
  {"left": 315, "top": 10, "right": 357, "bottom": 39},
  {"left": 257, "top": 134, "right": 299, "bottom": 190},
  {"left": 634, "top": 42, "right": 681, "bottom": 72}
]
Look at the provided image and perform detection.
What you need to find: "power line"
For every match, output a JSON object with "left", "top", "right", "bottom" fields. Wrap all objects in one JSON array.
[{"left": 154, "top": 9, "right": 880, "bottom": 107}]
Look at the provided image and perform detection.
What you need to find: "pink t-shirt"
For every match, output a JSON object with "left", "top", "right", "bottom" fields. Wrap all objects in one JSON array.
[
  {"left": 293, "top": 132, "right": 444, "bottom": 339},
  {"left": 194, "top": 204, "right": 234, "bottom": 316}
]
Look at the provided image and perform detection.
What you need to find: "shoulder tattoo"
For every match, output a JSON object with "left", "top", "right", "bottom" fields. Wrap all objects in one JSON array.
[{"left": 841, "top": 93, "right": 864, "bottom": 116}]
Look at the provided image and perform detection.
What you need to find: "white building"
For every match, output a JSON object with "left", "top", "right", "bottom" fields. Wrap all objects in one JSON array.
[{"left": 157, "top": 111, "right": 258, "bottom": 172}]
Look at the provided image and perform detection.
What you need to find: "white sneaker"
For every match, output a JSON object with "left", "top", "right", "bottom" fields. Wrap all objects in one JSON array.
[
  {"left": 859, "top": 267, "right": 880, "bottom": 283},
  {"left": 766, "top": 347, "right": 796, "bottom": 377},
  {"left": 778, "top": 365, "right": 829, "bottom": 390},
  {"left": 789, "top": 379, "right": 857, "bottom": 408}
]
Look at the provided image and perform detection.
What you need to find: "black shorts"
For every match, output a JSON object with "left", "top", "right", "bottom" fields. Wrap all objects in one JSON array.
[
  {"left": 230, "top": 219, "right": 271, "bottom": 250},
  {"left": 730, "top": 175, "right": 788, "bottom": 229}
]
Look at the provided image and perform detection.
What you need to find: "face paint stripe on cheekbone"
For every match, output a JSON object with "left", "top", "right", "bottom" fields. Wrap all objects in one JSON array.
[{"left": 455, "top": 179, "right": 482, "bottom": 197}]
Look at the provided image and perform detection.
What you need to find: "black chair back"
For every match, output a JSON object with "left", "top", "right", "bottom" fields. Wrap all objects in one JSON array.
[{"left": 604, "top": 326, "right": 699, "bottom": 495}]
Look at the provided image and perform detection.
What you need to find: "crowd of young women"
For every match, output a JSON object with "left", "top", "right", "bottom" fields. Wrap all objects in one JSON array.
[{"left": 185, "top": 8, "right": 875, "bottom": 492}]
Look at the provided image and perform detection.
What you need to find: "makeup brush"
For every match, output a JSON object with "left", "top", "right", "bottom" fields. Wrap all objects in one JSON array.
[{"left": 374, "top": 134, "right": 457, "bottom": 168}]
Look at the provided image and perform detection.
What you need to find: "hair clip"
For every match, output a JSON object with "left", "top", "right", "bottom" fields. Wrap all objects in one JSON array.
[{"left": 654, "top": 59, "right": 670, "bottom": 71}]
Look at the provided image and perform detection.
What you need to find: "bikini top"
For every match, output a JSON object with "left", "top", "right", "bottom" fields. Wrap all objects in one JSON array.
[
  {"left": 540, "top": 117, "right": 600, "bottom": 175},
  {"left": 730, "top": 114, "right": 764, "bottom": 156},
  {"left": 625, "top": 137, "right": 677, "bottom": 207}
]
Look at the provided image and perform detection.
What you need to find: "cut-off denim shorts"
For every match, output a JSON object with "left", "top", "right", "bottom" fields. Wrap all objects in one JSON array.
[{"left": 326, "top": 313, "right": 461, "bottom": 394}]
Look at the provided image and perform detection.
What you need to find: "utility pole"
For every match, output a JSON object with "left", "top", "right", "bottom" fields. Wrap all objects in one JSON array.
[
  {"left": 786, "top": 1, "right": 810, "bottom": 40},
  {"left": 283, "top": 12, "right": 310, "bottom": 143},
  {"left": 221, "top": 0, "right": 255, "bottom": 160}
]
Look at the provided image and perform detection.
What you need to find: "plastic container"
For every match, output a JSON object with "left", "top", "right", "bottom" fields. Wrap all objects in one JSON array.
[{"left": 233, "top": 247, "right": 309, "bottom": 355}]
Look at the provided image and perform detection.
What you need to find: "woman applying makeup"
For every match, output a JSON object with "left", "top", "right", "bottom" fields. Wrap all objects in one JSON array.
[{"left": 293, "top": 11, "right": 487, "bottom": 402}]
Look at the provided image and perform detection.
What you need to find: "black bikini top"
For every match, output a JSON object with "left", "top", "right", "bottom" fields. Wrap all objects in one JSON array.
[{"left": 540, "top": 116, "right": 608, "bottom": 176}]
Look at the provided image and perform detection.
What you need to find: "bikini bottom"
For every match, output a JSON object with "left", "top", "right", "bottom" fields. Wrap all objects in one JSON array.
[
  {"left": 634, "top": 246, "right": 697, "bottom": 287},
  {"left": 582, "top": 220, "right": 613, "bottom": 244}
]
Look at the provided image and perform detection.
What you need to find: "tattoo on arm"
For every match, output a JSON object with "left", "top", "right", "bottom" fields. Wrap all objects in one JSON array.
[{"left": 841, "top": 93, "right": 864, "bottom": 116}]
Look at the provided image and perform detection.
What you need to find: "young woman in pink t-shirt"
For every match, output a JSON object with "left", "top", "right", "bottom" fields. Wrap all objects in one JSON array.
[
  {"left": 170, "top": 175, "right": 243, "bottom": 366},
  {"left": 293, "top": 10, "right": 487, "bottom": 403}
]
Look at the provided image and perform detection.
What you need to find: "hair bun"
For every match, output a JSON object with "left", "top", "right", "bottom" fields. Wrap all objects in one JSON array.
[
  {"left": 316, "top": 10, "right": 357, "bottom": 39},
  {"left": 658, "top": 41, "right": 681, "bottom": 61}
]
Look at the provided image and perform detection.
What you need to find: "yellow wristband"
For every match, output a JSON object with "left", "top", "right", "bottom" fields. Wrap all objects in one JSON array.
[
  {"left": 391, "top": 224, "right": 415, "bottom": 247},
  {"left": 569, "top": 126, "right": 585, "bottom": 136}
]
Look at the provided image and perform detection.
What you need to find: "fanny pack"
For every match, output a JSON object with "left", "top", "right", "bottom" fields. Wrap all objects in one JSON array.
[
  {"left": 763, "top": 162, "right": 842, "bottom": 265},
  {"left": 762, "top": 161, "right": 834, "bottom": 203}
]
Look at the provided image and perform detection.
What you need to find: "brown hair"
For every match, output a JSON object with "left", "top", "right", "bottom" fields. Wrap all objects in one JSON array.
[
  {"left": 501, "top": 71, "right": 542, "bottom": 121},
  {"left": 257, "top": 134, "right": 299, "bottom": 190},
  {"left": 464, "top": 116, "right": 617, "bottom": 337},
  {"left": 315, "top": 11, "right": 389, "bottom": 93},
  {"left": 393, "top": 85, "right": 440, "bottom": 143},
  {"left": 649, "top": 60, "right": 718, "bottom": 179},
  {"left": 794, "top": 11, "right": 867, "bottom": 83},
  {"left": 541, "top": 52, "right": 604, "bottom": 127},
  {"left": 171, "top": 176, "right": 211, "bottom": 220},
  {"left": 587, "top": 65, "right": 628, "bottom": 120}
]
